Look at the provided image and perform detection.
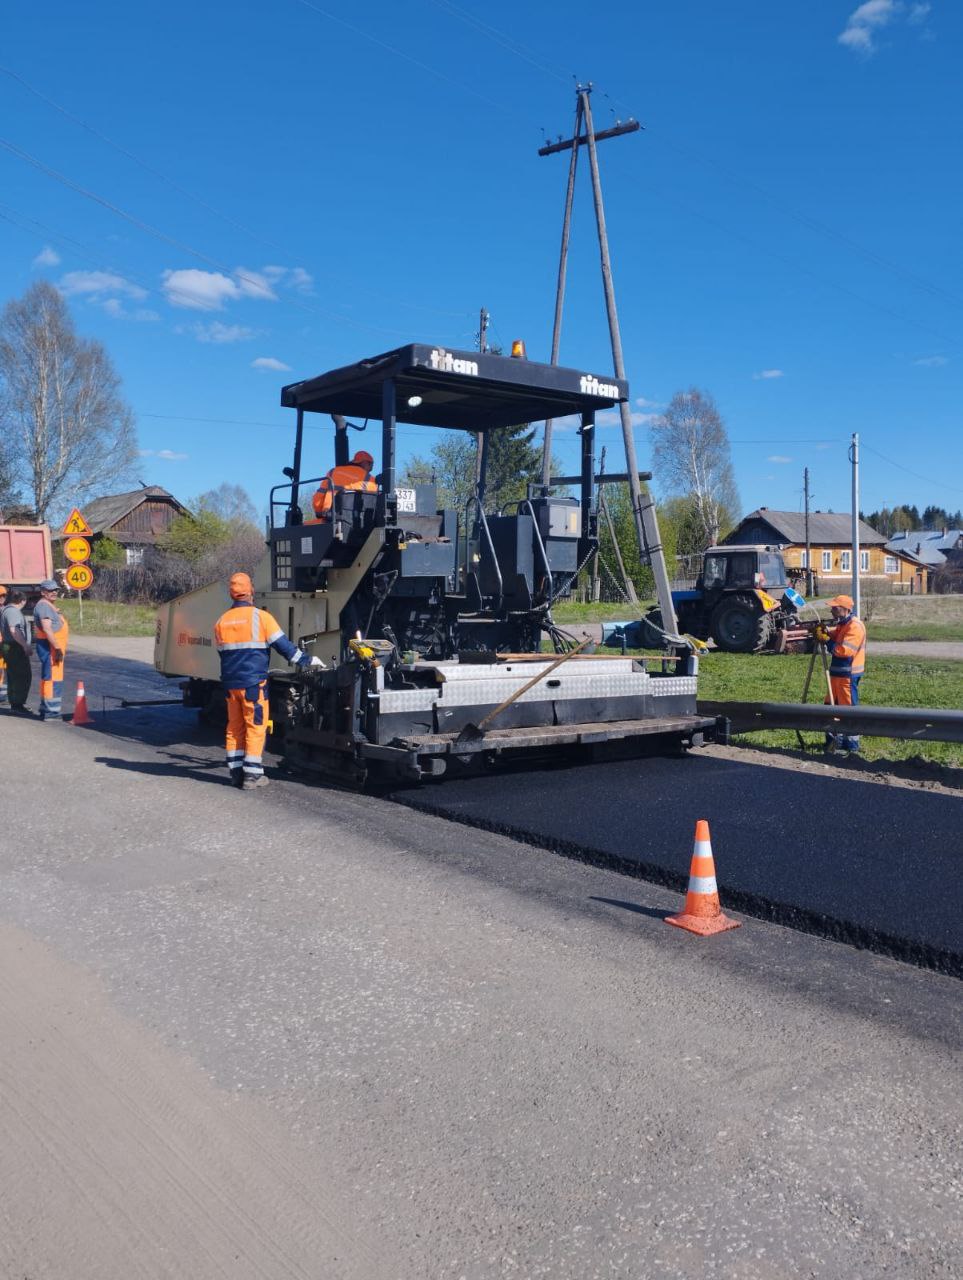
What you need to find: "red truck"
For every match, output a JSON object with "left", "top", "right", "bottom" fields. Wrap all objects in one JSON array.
[{"left": 0, "top": 523, "right": 54, "bottom": 594}]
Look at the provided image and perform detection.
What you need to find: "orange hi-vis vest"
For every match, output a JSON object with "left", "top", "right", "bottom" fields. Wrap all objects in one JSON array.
[
  {"left": 311, "top": 464, "right": 377, "bottom": 520},
  {"left": 829, "top": 613, "right": 866, "bottom": 678}
]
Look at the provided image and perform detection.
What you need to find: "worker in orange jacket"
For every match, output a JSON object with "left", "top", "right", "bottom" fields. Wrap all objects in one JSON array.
[
  {"left": 213, "top": 572, "right": 324, "bottom": 789},
  {"left": 816, "top": 593, "right": 866, "bottom": 755},
  {"left": 311, "top": 449, "right": 377, "bottom": 520}
]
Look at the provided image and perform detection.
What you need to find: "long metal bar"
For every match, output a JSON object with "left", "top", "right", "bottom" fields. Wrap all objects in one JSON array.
[
  {"left": 541, "top": 94, "right": 583, "bottom": 487},
  {"left": 699, "top": 700, "right": 963, "bottom": 743},
  {"left": 582, "top": 89, "right": 674, "bottom": 621},
  {"left": 549, "top": 471, "right": 652, "bottom": 486},
  {"left": 289, "top": 406, "right": 304, "bottom": 522},
  {"left": 579, "top": 409, "right": 595, "bottom": 544},
  {"left": 381, "top": 379, "right": 396, "bottom": 501},
  {"left": 538, "top": 119, "right": 641, "bottom": 156}
]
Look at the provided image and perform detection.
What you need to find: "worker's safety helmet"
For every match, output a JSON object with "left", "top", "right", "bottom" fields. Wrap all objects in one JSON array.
[
  {"left": 0, "top": 584, "right": 7, "bottom": 597},
  {"left": 228, "top": 571, "right": 254, "bottom": 599},
  {"left": 829, "top": 594, "right": 854, "bottom": 612},
  {"left": 353, "top": 450, "right": 374, "bottom": 468}
]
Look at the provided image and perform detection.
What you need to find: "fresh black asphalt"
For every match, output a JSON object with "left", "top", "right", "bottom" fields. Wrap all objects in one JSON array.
[
  {"left": 47, "top": 645, "right": 963, "bottom": 977},
  {"left": 391, "top": 753, "right": 963, "bottom": 975}
]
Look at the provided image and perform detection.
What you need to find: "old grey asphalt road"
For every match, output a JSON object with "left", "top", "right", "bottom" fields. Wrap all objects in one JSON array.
[{"left": 0, "top": 659, "right": 960, "bottom": 1276}]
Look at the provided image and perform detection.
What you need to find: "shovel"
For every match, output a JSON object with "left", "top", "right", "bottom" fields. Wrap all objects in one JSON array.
[{"left": 453, "top": 637, "right": 592, "bottom": 747}]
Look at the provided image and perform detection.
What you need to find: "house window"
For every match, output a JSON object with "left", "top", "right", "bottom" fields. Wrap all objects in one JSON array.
[
  {"left": 799, "top": 549, "right": 809, "bottom": 568},
  {"left": 840, "top": 550, "right": 851, "bottom": 572},
  {"left": 885, "top": 555, "right": 898, "bottom": 574},
  {"left": 821, "top": 550, "right": 832, "bottom": 572},
  {"left": 860, "top": 550, "right": 869, "bottom": 572},
  {"left": 125, "top": 546, "right": 145, "bottom": 567}
]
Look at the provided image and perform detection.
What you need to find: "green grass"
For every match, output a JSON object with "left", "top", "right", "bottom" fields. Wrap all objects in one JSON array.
[
  {"left": 696, "top": 651, "right": 963, "bottom": 768},
  {"left": 867, "top": 622, "right": 963, "bottom": 642},
  {"left": 58, "top": 598, "right": 157, "bottom": 637},
  {"left": 552, "top": 600, "right": 653, "bottom": 624}
]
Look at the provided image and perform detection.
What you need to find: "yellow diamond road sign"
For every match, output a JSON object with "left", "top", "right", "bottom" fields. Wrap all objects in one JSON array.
[
  {"left": 64, "top": 563, "right": 94, "bottom": 592},
  {"left": 64, "top": 536, "right": 91, "bottom": 564},
  {"left": 62, "top": 508, "right": 92, "bottom": 536}
]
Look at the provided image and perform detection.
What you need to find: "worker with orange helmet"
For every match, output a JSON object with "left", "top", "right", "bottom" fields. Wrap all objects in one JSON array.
[
  {"left": 817, "top": 594, "right": 867, "bottom": 755},
  {"left": 311, "top": 449, "right": 377, "bottom": 521},
  {"left": 213, "top": 572, "right": 324, "bottom": 789}
]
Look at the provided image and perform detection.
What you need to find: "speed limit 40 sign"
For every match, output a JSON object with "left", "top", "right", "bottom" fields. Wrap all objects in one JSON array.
[{"left": 64, "top": 563, "right": 94, "bottom": 592}]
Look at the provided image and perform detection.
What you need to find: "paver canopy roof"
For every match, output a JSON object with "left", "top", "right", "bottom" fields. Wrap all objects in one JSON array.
[{"left": 281, "top": 344, "right": 628, "bottom": 431}]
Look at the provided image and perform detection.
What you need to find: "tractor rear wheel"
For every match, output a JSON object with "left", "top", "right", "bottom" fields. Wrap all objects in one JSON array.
[{"left": 710, "top": 595, "right": 773, "bottom": 653}]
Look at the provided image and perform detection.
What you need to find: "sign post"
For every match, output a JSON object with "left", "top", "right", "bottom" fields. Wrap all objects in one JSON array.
[{"left": 61, "top": 510, "right": 94, "bottom": 629}]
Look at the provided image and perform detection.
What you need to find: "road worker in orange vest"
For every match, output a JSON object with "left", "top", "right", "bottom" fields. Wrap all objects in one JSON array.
[
  {"left": 33, "top": 579, "right": 69, "bottom": 721},
  {"left": 213, "top": 572, "right": 324, "bottom": 790},
  {"left": 311, "top": 449, "right": 377, "bottom": 521},
  {"left": 815, "top": 593, "right": 867, "bottom": 755}
]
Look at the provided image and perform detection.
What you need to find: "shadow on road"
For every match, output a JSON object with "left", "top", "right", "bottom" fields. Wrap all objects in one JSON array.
[
  {"left": 589, "top": 896, "right": 668, "bottom": 921},
  {"left": 95, "top": 755, "right": 235, "bottom": 786}
]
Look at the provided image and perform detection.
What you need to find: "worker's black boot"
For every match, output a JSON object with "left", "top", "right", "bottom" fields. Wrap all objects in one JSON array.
[{"left": 229, "top": 768, "right": 244, "bottom": 788}]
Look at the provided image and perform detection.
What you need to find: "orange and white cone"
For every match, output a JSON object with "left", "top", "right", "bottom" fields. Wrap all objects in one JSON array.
[
  {"left": 71, "top": 681, "right": 93, "bottom": 726},
  {"left": 665, "top": 819, "right": 741, "bottom": 937}
]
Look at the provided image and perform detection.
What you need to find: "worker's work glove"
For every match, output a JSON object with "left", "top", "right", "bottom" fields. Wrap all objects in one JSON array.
[
  {"left": 814, "top": 626, "right": 830, "bottom": 644},
  {"left": 53, "top": 648, "right": 64, "bottom": 663},
  {"left": 302, "top": 655, "right": 325, "bottom": 669}
]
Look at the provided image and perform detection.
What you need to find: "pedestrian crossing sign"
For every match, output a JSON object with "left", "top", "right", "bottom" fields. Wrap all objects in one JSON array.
[{"left": 61, "top": 508, "right": 92, "bottom": 536}]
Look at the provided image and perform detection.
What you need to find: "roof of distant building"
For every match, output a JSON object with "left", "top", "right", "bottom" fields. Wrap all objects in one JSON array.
[
  {"left": 72, "top": 486, "right": 184, "bottom": 537},
  {"left": 885, "top": 529, "right": 963, "bottom": 566},
  {"left": 728, "top": 508, "right": 886, "bottom": 545}
]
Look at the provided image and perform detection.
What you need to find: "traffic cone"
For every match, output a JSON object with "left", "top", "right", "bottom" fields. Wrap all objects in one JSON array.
[
  {"left": 665, "top": 820, "right": 741, "bottom": 937},
  {"left": 71, "top": 681, "right": 93, "bottom": 726}
]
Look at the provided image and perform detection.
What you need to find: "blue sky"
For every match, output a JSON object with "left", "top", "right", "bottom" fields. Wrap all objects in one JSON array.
[{"left": 1, "top": 0, "right": 961, "bottom": 521}]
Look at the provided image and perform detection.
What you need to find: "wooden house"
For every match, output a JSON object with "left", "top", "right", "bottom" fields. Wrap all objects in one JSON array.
[
  {"left": 723, "top": 508, "right": 928, "bottom": 594},
  {"left": 54, "top": 486, "right": 189, "bottom": 566}
]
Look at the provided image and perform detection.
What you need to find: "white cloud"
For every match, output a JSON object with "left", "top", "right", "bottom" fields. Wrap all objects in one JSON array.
[
  {"left": 251, "top": 356, "right": 292, "bottom": 372},
  {"left": 59, "top": 270, "right": 147, "bottom": 301},
  {"left": 161, "top": 264, "right": 309, "bottom": 310},
  {"left": 634, "top": 395, "right": 663, "bottom": 409},
  {"left": 767, "top": 455, "right": 794, "bottom": 464},
  {"left": 752, "top": 368, "right": 784, "bottom": 380},
  {"left": 597, "top": 409, "right": 658, "bottom": 427},
  {"left": 101, "top": 297, "right": 159, "bottom": 322},
  {"left": 32, "top": 245, "right": 61, "bottom": 268},
  {"left": 262, "top": 264, "right": 314, "bottom": 294},
  {"left": 838, "top": 1, "right": 931, "bottom": 55},
  {"left": 178, "top": 321, "right": 257, "bottom": 344},
  {"left": 914, "top": 354, "right": 948, "bottom": 366},
  {"left": 139, "top": 448, "right": 188, "bottom": 461}
]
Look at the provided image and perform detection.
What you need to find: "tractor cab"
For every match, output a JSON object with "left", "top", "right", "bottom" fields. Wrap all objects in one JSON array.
[{"left": 699, "top": 546, "right": 789, "bottom": 598}]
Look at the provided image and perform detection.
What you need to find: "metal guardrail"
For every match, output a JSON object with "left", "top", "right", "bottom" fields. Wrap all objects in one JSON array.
[{"left": 698, "top": 701, "right": 963, "bottom": 744}]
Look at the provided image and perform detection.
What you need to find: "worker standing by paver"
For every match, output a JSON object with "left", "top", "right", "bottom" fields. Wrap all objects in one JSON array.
[
  {"left": 817, "top": 593, "right": 867, "bottom": 755},
  {"left": 33, "top": 579, "right": 69, "bottom": 722},
  {"left": 2, "top": 587, "right": 34, "bottom": 713},
  {"left": 213, "top": 572, "right": 324, "bottom": 789}
]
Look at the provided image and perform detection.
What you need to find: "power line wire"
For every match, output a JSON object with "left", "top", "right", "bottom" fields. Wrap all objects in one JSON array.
[
  {"left": 861, "top": 441, "right": 963, "bottom": 496},
  {"left": 0, "top": 135, "right": 415, "bottom": 338}
]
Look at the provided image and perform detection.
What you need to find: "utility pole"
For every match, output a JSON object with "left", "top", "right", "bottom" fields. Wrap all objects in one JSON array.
[
  {"left": 540, "top": 94, "right": 583, "bottom": 488},
  {"left": 804, "top": 467, "right": 812, "bottom": 597},
  {"left": 538, "top": 86, "right": 682, "bottom": 634},
  {"left": 850, "top": 432, "right": 860, "bottom": 616},
  {"left": 474, "top": 308, "right": 489, "bottom": 488}
]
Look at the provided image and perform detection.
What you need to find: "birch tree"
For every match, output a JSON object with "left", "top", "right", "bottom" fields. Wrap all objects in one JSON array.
[
  {"left": 0, "top": 282, "right": 137, "bottom": 522},
  {"left": 649, "top": 389, "right": 739, "bottom": 549}
]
